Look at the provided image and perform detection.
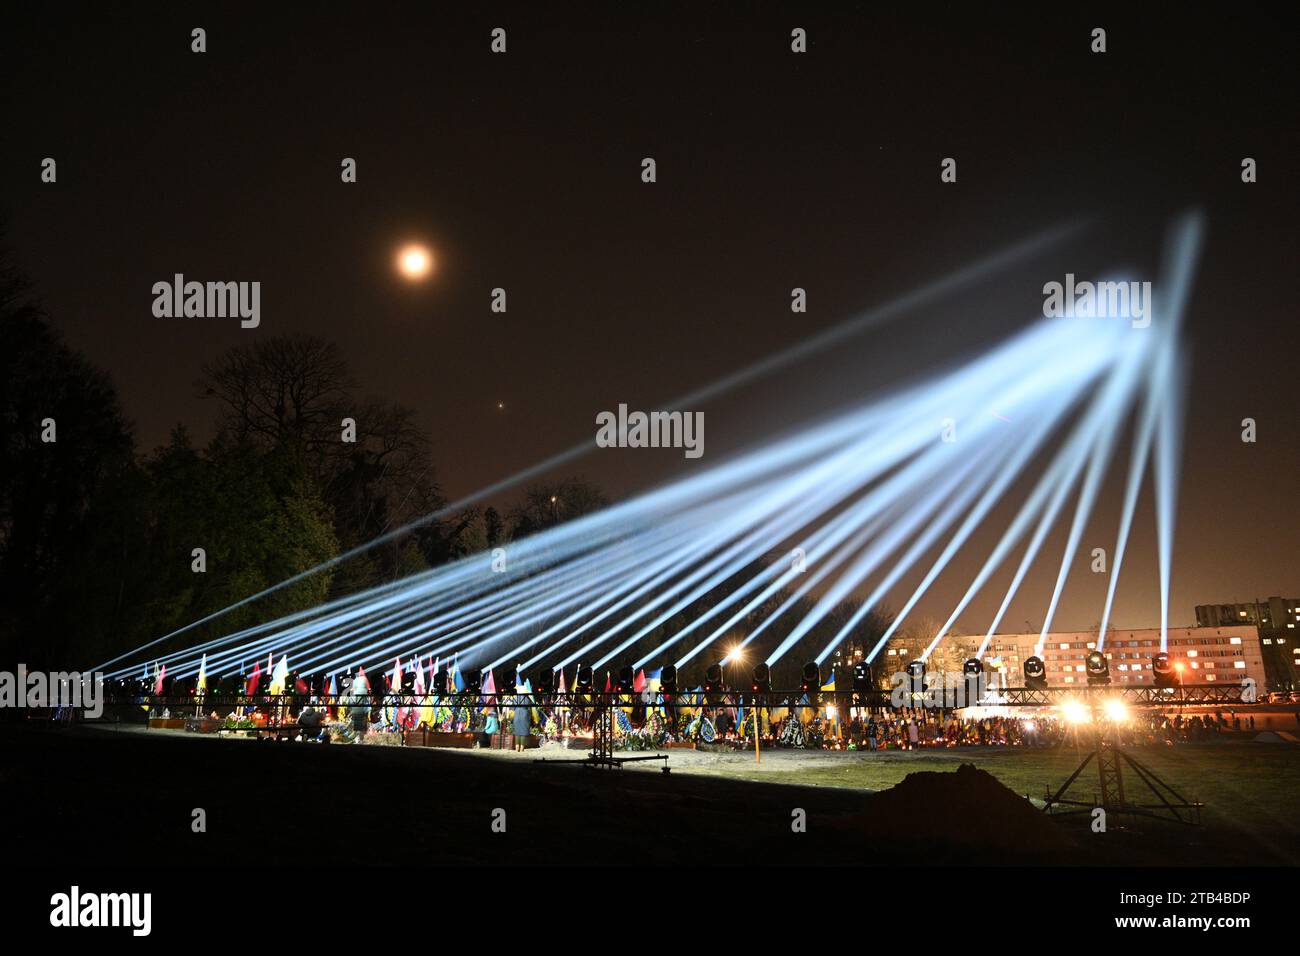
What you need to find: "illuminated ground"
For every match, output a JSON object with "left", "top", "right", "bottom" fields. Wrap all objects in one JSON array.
[
  {"left": 10, "top": 722, "right": 1296, "bottom": 867},
  {"left": 672, "top": 742, "right": 1300, "bottom": 864}
]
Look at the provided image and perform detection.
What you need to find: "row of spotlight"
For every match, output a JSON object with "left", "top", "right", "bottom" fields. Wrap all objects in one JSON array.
[{"left": 122, "top": 652, "right": 1183, "bottom": 698}]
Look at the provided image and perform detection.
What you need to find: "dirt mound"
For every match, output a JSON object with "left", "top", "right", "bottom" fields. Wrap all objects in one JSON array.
[{"left": 858, "top": 763, "right": 1074, "bottom": 858}]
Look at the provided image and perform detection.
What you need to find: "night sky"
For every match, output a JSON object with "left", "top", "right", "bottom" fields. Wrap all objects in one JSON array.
[{"left": 3, "top": 3, "right": 1296, "bottom": 635}]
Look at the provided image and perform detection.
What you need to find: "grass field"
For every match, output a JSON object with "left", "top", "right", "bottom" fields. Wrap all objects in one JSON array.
[
  {"left": 678, "top": 742, "right": 1300, "bottom": 864},
  {"left": 7, "top": 724, "right": 1296, "bottom": 866}
]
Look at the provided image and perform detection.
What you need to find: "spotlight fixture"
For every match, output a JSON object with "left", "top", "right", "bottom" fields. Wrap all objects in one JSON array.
[
  {"left": 1085, "top": 650, "right": 1111, "bottom": 686},
  {"left": 704, "top": 663, "right": 724, "bottom": 693},
  {"left": 851, "top": 660, "right": 872, "bottom": 692},
  {"left": 616, "top": 665, "right": 634, "bottom": 692},
  {"left": 904, "top": 659, "right": 927, "bottom": 689},
  {"left": 962, "top": 658, "right": 983, "bottom": 677},
  {"left": 432, "top": 670, "right": 448, "bottom": 695},
  {"left": 536, "top": 670, "right": 555, "bottom": 695},
  {"left": 1061, "top": 699, "right": 1090, "bottom": 724},
  {"left": 576, "top": 665, "right": 594, "bottom": 692},
  {"left": 801, "top": 661, "right": 821, "bottom": 692},
  {"left": 1152, "top": 652, "right": 1176, "bottom": 688},
  {"left": 659, "top": 664, "right": 678, "bottom": 695},
  {"left": 1023, "top": 655, "right": 1048, "bottom": 690},
  {"left": 752, "top": 662, "right": 771, "bottom": 693},
  {"left": 1103, "top": 697, "right": 1129, "bottom": 723}
]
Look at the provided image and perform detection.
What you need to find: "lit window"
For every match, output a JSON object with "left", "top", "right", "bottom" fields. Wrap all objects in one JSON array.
[
  {"left": 1230, "top": 637, "right": 1242, "bottom": 644},
  {"left": 1234, "top": 661, "right": 1246, "bottom": 669},
  {"left": 1187, "top": 650, "right": 1197, "bottom": 657}
]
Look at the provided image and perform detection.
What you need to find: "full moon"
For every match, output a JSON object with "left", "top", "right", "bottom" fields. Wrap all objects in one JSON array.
[{"left": 397, "top": 244, "right": 433, "bottom": 280}]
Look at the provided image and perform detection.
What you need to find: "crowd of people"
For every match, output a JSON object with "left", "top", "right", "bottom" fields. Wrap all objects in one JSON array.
[{"left": 235, "top": 697, "right": 1264, "bottom": 751}]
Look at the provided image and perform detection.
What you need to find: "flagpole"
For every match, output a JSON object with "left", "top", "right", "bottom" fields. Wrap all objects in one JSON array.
[{"left": 753, "top": 705, "right": 761, "bottom": 765}]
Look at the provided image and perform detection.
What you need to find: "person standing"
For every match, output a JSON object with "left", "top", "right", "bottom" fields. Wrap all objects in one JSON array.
[
  {"left": 480, "top": 708, "right": 500, "bottom": 749},
  {"left": 513, "top": 697, "right": 531, "bottom": 751}
]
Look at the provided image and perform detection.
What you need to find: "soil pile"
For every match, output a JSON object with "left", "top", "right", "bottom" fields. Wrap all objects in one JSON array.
[{"left": 858, "top": 763, "right": 1075, "bottom": 860}]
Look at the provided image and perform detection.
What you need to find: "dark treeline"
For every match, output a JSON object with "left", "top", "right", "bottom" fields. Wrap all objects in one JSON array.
[{"left": 1, "top": 249, "right": 889, "bottom": 679}]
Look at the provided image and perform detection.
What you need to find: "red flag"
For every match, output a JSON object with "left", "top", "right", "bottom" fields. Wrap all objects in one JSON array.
[
  {"left": 245, "top": 660, "right": 261, "bottom": 697},
  {"left": 482, "top": 669, "right": 496, "bottom": 695},
  {"left": 153, "top": 663, "right": 166, "bottom": 696},
  {"left": 295, "top": 676, "right": 309, "bottom": 695},
  {"left": 633, "top": 668, "right": 647, "bottom": 693},
  {"left": 604, "top": 671, "right": 611, "bottom": 693}
]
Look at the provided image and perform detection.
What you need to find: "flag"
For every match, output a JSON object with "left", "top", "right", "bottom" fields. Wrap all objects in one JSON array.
[
  {"left": 390, "top": 657, "right": 406, "bottom": 726},
  {"left": 195, "top": 654, "right": 207, "bottom": 696},
  {"left": 153, "top": 663, "right": 166, "bottom": 696},
  {"left": 325, "top": 674, "right": 337, "bottom": 718},
  {"left": 414, "top": 659, "right": 432, "bottom": 727},
  {"left": 633, "top": 668, "right": 647, "bottom": 693},
  {"left": 268, "top": 655, "right": 289, "bottom": 696},
  {"left": 556, "top": 667, "right": 567, "bottom": 695},
  {"left": 452, "top": 661, "right": 465, "bottom": 692},
  {"left": 821, "top": 672, "right": 836, "bottom": 692},
  {"left": 604, "top": 671, "right": 611, "bottom": 694},
  {"left": 353, "top": 666, "right": 370, "bottom": 695},
  {"left": 646, "top": 667, "right": 663, "bottom": 710},
  {"left": 245, "top": 659, "right": 261, "bottom": 697}
]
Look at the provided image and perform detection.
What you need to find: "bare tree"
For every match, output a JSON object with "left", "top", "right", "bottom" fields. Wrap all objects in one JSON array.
[{"left": 198, "top": 334, "right": 463, "bottom": 581}]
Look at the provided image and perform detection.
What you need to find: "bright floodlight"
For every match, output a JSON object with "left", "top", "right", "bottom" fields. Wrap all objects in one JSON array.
[
  {"left": 1061, "top": 700, "right": 1090, "bottom": 725},
  {"left": 1103, "top": 697, "right": 1128, "bottom": 723},
  {"left": 398, "top": 244, "right": 432, "bottom": 279}
]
